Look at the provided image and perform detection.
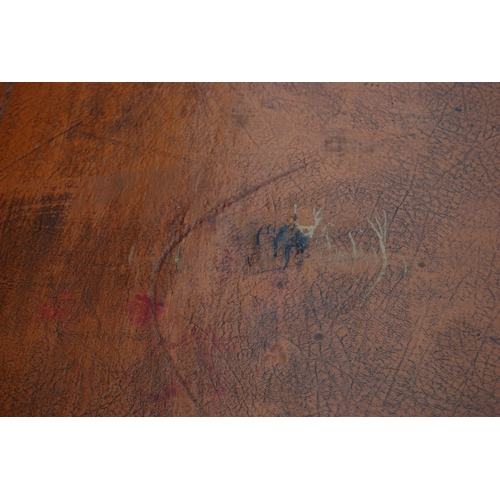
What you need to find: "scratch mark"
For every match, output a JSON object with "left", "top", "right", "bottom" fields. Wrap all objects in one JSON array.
[
  {"left": 0, "top": 120, "right": 84, "bottom": 176},
  {"left": 362, "top": 211, "right": 388, "bottom": 302},
  {"left": 150, "top": 161, "right": 308, "bottom": 413}
]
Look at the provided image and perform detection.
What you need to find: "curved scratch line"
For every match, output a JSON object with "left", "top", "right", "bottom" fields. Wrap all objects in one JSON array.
[{"left": 150, "top": 161, "right": 307, "bottom": 412}]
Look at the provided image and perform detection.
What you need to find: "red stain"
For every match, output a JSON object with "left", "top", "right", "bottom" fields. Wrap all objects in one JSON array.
[
  {"left": 149, "top": 384, "right": 181, "bottom": 402},
  {"left": 36, "top": 290, "right": 76, "bottom": 322},
  {"left": 127, "top": 294, "right": 164, "bottom": 327},
  {"left": 37, "top": 304, "right": 67, "bottom": 318}
]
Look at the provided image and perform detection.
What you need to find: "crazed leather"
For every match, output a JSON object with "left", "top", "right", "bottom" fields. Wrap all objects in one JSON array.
[{"left": 1, "top": 83, "right": 499, "bottom": 416}]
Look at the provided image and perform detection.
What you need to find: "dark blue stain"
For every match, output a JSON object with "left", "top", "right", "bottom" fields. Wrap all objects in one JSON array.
[
  {"left": 273, "top": 224, "right": 290, "bottom": 257},
  {"left": 273, "top": 224, "right": 308, "bottom": 269},
  {"left": 455, "top": 107, "right": 462, "bottom": 112}
]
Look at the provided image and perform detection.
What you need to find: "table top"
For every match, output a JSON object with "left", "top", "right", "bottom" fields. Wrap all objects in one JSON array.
[{"left": 1, "top": 82, "right": 499, "bottom": 416}]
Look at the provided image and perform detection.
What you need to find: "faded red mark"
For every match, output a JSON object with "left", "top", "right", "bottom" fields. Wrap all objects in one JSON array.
[
  {"left": 36, "top": 289, "right": 76, "bottom": 322},
  {"left": 37, "top": 303, "right": 68, "bottom": 319},
  {"left": 127, "top": 294, "right": 164, "bottom": 327},
  {"left": 148, "top": 384, "right": 181, "bottom": 402},
  {"left": 222, "top": 248, "right": 238, "bottom": 270}
]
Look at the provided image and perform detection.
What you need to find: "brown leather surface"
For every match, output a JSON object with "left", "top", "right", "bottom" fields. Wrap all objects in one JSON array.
[{"left": 1, "top": 83, "right": 499, "bottom": 416}]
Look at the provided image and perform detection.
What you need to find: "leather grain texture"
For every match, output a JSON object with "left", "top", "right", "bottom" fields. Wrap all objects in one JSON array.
[{"left": 1, "top": 83, "right": 500, "bottom": 416}]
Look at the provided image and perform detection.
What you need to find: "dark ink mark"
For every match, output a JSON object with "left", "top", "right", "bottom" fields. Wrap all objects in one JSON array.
[
  {"left": 314, "top": 333, "right": 324, "bottom": 341},
  {"left": 455, "top": 107, "right": 462, "bottom": 112},
  {"left": 418, "top": 262, "right": 425, "bottom": 268},
  {"left": 272, "top": 224, "right": 309, "bottom": 269},
  {"left": 256, "top": 226, "right": 264, "bottom": 246},
  {"left": 273, "top": 224, "right": 290, "bottom": 257}
]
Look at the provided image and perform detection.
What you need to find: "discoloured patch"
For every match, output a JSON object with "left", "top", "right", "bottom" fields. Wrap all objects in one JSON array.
[
  {"left": 258, "top": 341, "right": 288, "bottom": 375},
  {"left": 272, "top": 223, "right": 308, "bottom": 269},
  {"left": 35, "top": 290, "right": 77, "bottom": 324},
  {"left": 127, "top": 294, "right": 164, "bottom": 328},
  {"left": 294, "top": 205, "right": 323, "bottom": 238}
]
